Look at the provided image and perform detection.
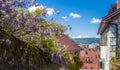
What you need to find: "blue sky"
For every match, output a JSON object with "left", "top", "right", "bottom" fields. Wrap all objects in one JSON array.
[{"left": 35, "top": 0, "right": 116, "bottom": 38}]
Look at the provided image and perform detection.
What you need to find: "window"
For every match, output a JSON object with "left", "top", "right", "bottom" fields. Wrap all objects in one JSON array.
[
  {"left": 84, "top": 66, "right": 87, "bottom": 69},
  {"left": 90, "top": 67, "right": 93, "bottom": 70},
  {"left": 96, "top": 56, "right": 97, "bottom": 58},
  {"left": 85, "top": 51, "right": 88, "bottom": 55},
  {"left": 90, "top": 61, "right": 93, "bottom": 64},
  {"left": 86, "top": 57, "right": 90, "bottom": 62}
]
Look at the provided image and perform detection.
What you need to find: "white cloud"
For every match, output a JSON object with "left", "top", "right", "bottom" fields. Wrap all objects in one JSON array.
[
  {"left": 46, "top": 8, "right": 55, "bottom": 16},
  {"left": 90, "top": 18, "right": 101, "bottom": 24},
  {"left": 28, "top": 5, "right": 45, "bottom": 13},
  {"left": 72, "top": 35, "right": 100, "bottom": 38},
  {"left": 62, "top": 16, "right": 68, "bottom": 21},
  {"left": 28, "top": 5, "right": 55, "bottom": 16},
  {"left": 69, "top": 12, "right": 81, "bottom": 18}
]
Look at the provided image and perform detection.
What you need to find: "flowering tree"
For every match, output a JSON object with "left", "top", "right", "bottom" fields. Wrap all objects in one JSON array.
[{"left": 0, "top": 0, "right": 83, "bottom": 70}]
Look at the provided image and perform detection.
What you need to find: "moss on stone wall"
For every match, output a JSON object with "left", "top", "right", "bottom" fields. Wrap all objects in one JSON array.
[{"left": 0, "top": 29, "right": 59, "bottom": 70}]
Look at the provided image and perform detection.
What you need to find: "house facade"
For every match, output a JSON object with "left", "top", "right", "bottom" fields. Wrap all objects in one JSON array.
[
  {"left": 80, "top": 48, "right": 100, "bottom": 70},
  {"left": 98, "top": 0, "right": 120, "bottom": 70}
]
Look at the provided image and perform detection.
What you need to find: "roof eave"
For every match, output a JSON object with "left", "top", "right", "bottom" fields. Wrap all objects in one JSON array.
[
  {"left": 97, "top": 21, "right": 103, "bottom": 35},
  {"left": 98, "top": 20, "right": 107, "bottom": 35},
  {"left": 98, "top": 9, "right": 120, "bottom": 35}
]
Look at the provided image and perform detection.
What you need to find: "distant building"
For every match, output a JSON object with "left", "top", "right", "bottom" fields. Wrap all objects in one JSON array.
[
  {"left": 78, "top": 44, "right": 88, "bottom": 50},
  {"left": 98, "top": 0, "right": 120, "bottom": 70},
  {"left": 88, "top": 43, "right": 99, "bottom": 49},
  {"left": 80, "top": 48, "right": 100, "bottom": 70}
]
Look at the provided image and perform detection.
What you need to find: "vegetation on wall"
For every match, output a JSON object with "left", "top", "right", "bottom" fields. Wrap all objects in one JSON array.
[
  {"left": 110, "top": 57, "right": 120, "bottom": 70},
  {"left": 0, "top": 0, "right": 83, "bottom": 70},
  {"left": 0, "top": 29, "right": 59, "bottom": 70}
]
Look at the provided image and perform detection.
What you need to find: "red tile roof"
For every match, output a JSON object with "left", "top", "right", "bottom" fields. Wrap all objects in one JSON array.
[
  {"left": 58, "top": 35, "right": 81, "bottom": 51},
  {"left": 108, "top": 4, "right": 117, "bottom": 15}
]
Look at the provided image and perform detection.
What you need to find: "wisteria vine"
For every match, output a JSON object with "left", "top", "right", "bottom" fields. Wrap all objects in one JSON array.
[{"left": 0, "top": 0, "right": 67, "bottom": 67}]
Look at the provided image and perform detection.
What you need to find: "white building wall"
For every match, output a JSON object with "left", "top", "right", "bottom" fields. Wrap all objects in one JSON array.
[
  {"left": 101, "top": 46, "right": 108, "bottom": 70},
  {"left": 100, "top": 29, "right": 110, "bottom": 70},
  {"left": 101, "top": 46, "right": 107, "bottom": 59},
  {"left": 100, "top": 26, "right": 116, "bottom": 70},
  {"left": 106, "top": 32, "right": 111, "bottom": 70}
]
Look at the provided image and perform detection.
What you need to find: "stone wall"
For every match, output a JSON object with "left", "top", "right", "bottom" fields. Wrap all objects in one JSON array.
[
  {"left": 0, "top": 29, "right": 59, "bottom": 70},
  {"left": 111, "top": 15, "right": 120, "bottom": 51}
]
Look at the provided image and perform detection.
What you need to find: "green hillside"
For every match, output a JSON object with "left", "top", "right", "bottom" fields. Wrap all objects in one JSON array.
[{"left": 73, "top": 38, "right": 100, "bottom": 44}]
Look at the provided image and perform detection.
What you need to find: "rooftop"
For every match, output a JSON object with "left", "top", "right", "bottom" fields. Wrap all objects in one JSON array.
[
  {"left": 58, "top": 35, "right": 81, "bottom": 51},
  {"left": 98, "top": 2, "right": 120, "bottom": 35}
]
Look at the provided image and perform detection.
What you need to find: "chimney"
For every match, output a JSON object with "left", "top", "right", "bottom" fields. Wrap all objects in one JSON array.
[{"left": 117, "top": 0, "right": 120, "bottom": 9}]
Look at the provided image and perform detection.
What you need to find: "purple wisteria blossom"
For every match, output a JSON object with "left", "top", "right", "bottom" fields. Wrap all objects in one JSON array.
[
  {"left": 0, "top": 0, "right": 67, "bottom": 67},
  {"left": 5, "top": 39, "right": 11, "bottom": 46},
  {"left": 0, "top": 39, "right": 5, "bottom": 44},
  {"left": 0, "top": 39, "right": 11, "bottom": 46},
  {"left": 51, "top": 53, "right": 66, "bottom": 67}
]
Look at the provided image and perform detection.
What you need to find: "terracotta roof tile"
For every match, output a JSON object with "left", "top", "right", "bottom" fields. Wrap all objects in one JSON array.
[{"left": 58, "top": 35, "right": 80, "bottom": 51}]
